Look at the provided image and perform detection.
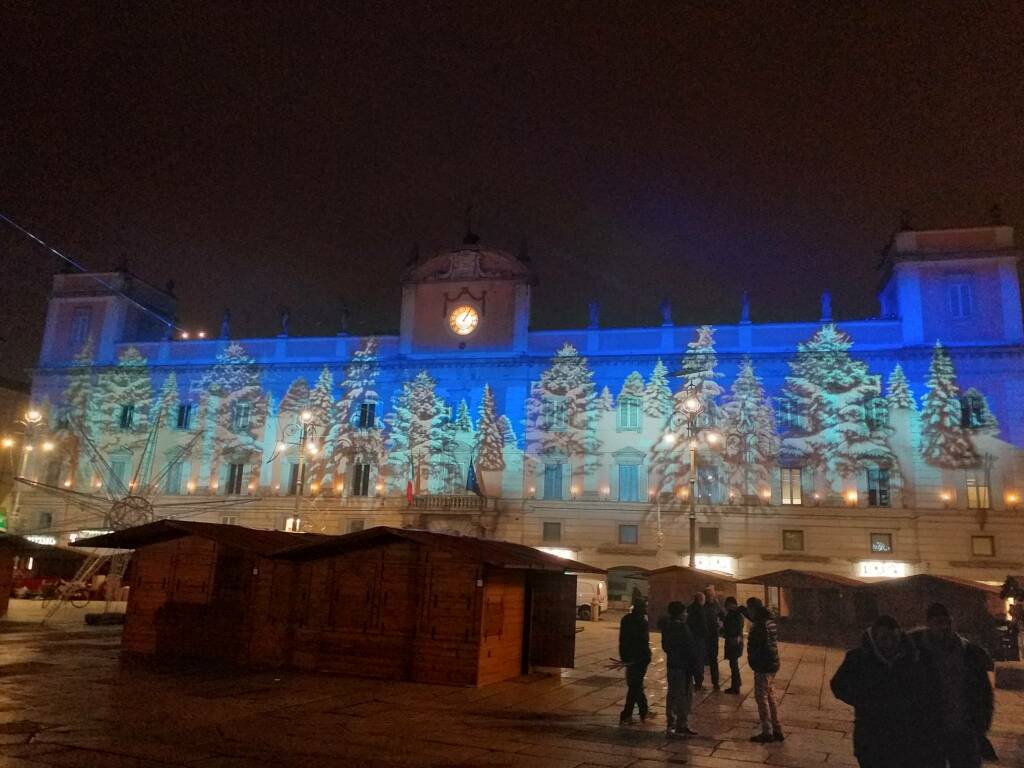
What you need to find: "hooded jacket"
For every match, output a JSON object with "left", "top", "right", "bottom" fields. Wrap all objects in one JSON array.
[
  {"left": 746, "top": 606, "right": 780, "bottom": 673},
  {"left": 721, "top": 606, "right": 745, "bottom": 660},
  {"left": 908, "top": 627, "right": 994, "bottom": 735},
  {"left": 661, "top": 614, "right": 699, "bottom": 672},
  {"left": 830, "top": 628, "right": 943, "bottom": 763},
  {"left": 619, "top": 610, "right": 652, "bottom": 665}
]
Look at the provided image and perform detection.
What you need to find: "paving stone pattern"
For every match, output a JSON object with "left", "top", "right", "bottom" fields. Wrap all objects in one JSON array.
[{"left": 0, "top": 602, "right": 1022, "bottom": 767}]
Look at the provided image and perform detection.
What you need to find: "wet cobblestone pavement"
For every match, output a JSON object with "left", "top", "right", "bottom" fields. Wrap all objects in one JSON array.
[{"left": 1, "top": 601, "right": 1022, "bottom": 767}]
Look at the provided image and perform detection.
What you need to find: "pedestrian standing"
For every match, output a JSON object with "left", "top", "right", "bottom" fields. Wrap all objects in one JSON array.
[
  {"left": 703, "top": 585, "right": 725, "bottom": 690},
  {"left": 686, "top": 592, "right": 708, "bottom": 690},
  {"left": 746, "top": 597, "right": 784, "bottom": 742},
  {"left": 830, "top": 615, "right": 942, "bottom": 768},
  {"left": 618, "top": 600, "right": 653, "bottom": 725},
  {"left": 909, "top": 603, "right": 994, "bottom": 768},
  {"left": 721, "top": 596, "right": 745, "bottom": 693},
  {"left": 660, "top": 601, "right": 699, "bottom": 738}
]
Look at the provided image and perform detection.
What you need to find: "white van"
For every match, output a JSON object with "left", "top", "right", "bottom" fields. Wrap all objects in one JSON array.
[{"left": 575, "top": 575, "right": 608, "bottom": 619}]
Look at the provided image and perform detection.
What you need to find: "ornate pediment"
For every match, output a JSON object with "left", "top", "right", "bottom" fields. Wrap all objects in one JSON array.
[{"left": 404, "top": 244, "right": 532, "bottom": 284}]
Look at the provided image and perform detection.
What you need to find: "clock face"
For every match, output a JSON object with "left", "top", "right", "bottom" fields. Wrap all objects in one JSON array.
[{"left": 449, "top": 305, "right": 479, "bottom": 336}]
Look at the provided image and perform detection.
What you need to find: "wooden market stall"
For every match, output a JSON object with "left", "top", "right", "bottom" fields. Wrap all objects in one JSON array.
[
  {"left": 0, "top": 534, "right": 17, "bottom": 618},
  {"left": 75, "top": 522, "right": 603, "bottom": 686},
  {"left": 73, "top": 520, "right": 329, "bottom": 665},
  {"left": 739, "top": 569, "right": 872, "bottom": 647},
  {"left": 866, "top": 574, "right": 1006, "bottom": 650},
  {"left": 275, "top": 526, "right": 605, "bottom": 686},
  {"left": 1, "top": 533, "right": 90, "bottom": 611},
  {"left": 646, "top": 565, "right": 737, "bottom": 630}
]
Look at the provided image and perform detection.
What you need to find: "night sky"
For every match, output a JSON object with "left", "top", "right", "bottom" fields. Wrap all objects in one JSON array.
[{"left": 3, "top": 4, "right": 1023, "bottom": 379}]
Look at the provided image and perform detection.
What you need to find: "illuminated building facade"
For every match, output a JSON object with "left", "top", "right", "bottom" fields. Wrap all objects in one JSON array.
[{"left": 13, "top": 224, "right": 1024, "bottom": 591}]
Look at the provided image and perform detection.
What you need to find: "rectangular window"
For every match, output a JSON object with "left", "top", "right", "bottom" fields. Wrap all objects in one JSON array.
[
  {"left": 870, "top": 532, "right": 893, "bottom": 554},
  {"left": 38, "top": 511, "right": 53, "bottom": 529},
  {"left": 351, "top": 463, "right": 371, "bottom": 497},
  {"left": 960, "top": 395, "right": 985, "bottom": 429},
  {"left": 776, "top": 399, "right": 800, "bottom": 430},
  {"left": 226, "top": 463, "right": 245, "bottom": 495},
  {"left": 966, "top": 477, "right": 990, "bottom": 510},
  {"left": 543, "top": 521, "right": 562, "bottom": 543},
  {"left": 698, "top": 526, "right": 719, "bottom": 548},
  {"left": 866, "top": 399, "right": 889, "bottom": 430},
  {"left": 69, "top": 306, "right": 92, "bottom": 348},
  {"left": 284, "top": 516, "right": 301, "bottom": 532},
  {"left": 348, "top": 519, "right": 365, "bottom": 533},
  {"left": 544, "top": 398, "right": 567, "bottom": 431},
  {"left": 782, "top": 529, "right": 805, "bottom": 552},
  {"left": 971, "top": 535, "right": 995, "bottom": 557},
  {"left": 220, "top": 516, "right": 238, "bottom": 526},
  {"left": 233, "top": 401, "right": 251, "bottom": 431},
  {"left": 949, "top": 281, "right": 973, "bottom": 319},
  {"left": 543, "top": 463, "right": 563, "bottom": 500},
  {"left": 358, "top": 401, "right": 377, "bottom": 429},
  {"left": 119, "top": 404, "right": 135, "bottom": 430},
  {"left": 617, "top": 464, "right": 640, "bottom": 502},
  {"left": 617, "top": 398, "right": 641, "bottom": 431},
  {"left": 780, "top": 467, "right": 802, "bottom": 505},
  {"left": 287, "top": 464, "right": 306, "bottom": 495},
  {"left": 165, "top": 462, "right": 183, "bottom": 495},
  {"left": 618, "top": 524, "right": 639, "bottom": 545},
  {"left": 44, "top": 460, "right": 61, "bottom": 487},
  {"left": 176, "top": 403, "right": 194, "bottom": 430},
  {"left": 867, "top": 469, "right": 891, "bottom": 507}
]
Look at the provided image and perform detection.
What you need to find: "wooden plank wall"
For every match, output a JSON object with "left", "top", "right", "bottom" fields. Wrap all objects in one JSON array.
[
  {"left": 647, "top": 573, "right": 737, "bottom": 630},
  {"left": 476, "top": 569, "right": 525, "bottom": 686},
  {"left": 527, "top": 572, "right": 578, "bottom": 669}
]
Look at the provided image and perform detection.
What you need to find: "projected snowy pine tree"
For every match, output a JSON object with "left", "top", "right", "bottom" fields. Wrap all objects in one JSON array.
[
  {"left": 524, "top": 343, "right": 602, "bottom": 480},
  {"left": 475, "top": 384, "right": 505, "bottom": 471},
  {"left": 385, "top": 371, "right": 458, "bottom": 494},
  {"left": 93, "top": 346, "right": 154, "bottom": 456},
  {"left": 921, "top": 342, "right": 979, "bottom": 468},
  {"left": 324, "top": 339, "right": 384, "bottom": 485},
  {"left": 961, "top": 387, "right": 999, "bottom": 436},
  {"left": 643, "top": 358, "right": 673, "bottom": 418},
  {"left": 201, "top": 342, "right": 266, "bottom": 482},
  {"left": 886, "top": 364, "right": 916, "bottom": 410},
  {"left": 720, "top": 359, "right": 779, "bottom": 497},
  {"left": 780, "top": 325, "right": 895, "bottom": 494},
  {"left": 56, "top": 337, "right": 96, "bottom": 484},
  {"left": 455, "top": 399, "right": 473, "bottom": 433},
  {"left": 649, "top": 326, "right": 724, "bottom": 496}
]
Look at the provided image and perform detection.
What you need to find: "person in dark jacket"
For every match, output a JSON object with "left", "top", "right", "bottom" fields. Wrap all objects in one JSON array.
[
  {"left": 721, "top": 596, "right": 745, "bottom": 694},
  {"left": 660, "top": 601, "right": 699, "bottom": 737},
  {"left": 686, "top": 592, "right": 709, "bottom": 689},
  {"left": 619, "top": 599, "right": 653, "bottom": 725},
  {"left": 830, "top": 615, "right": 943, "bottom": 768},
  {"left": 909, "top": 603, "right": 994, "bottom": 768},
  {"left": 703, "top": 585, "right": 726, "bottom": 690},
  {"left": 746, "top": 597, "right": 784, "bottom": 742}
]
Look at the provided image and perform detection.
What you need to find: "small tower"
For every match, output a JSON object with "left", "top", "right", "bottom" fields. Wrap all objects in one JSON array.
[{"left": 878, "top": 224, "right": 1023, "bottom": 345}]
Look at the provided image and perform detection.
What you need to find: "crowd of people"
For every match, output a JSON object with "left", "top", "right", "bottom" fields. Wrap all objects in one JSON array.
[{"left": 617, "top": 589, "right": 997, "bottom": 767}]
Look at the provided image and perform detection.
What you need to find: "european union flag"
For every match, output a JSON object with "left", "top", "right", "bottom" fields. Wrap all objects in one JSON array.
[{"left": 466, "top": 455, "right": 482, "bottom": 496}]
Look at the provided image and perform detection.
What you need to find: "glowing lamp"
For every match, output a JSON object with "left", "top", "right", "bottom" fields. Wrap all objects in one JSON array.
[
  {"left": 197, "top": 331, "right": 206, "bottom": 339},
  {"left": 761, "top": 489, "right": 772, "bottom": 501},
  {"left": 940, "top": 491, "right": 951, "bottom": 502},
  {"left": 248, "top": 483, "right": 255, "bottom": 490},
  {"left": 306, "top": 444, "right": 318, "bottom": 456},
  {"left": 375, "top": 482, "right": 383, "bottom": 492},
  {"left": 682, "top": 396, "right": 701, "bottom": 414},
  {"left": 94, "top": 480, "right": 102, "bottom": 488},
  {"left": 187, "top": 482, "right": 195, "bottom": 492},
  {"left": 41, "top": 441, "right": 54, "bottom": 452},
  {"left": 310, "top": 483, "right": 319, "bottom": 492},
  {"left": 181, "top": 332, "right": 190, "bottom": 339},
  {"left": 24, "top": 445, "right": 33, "bottom": 452},
  {"left": 664, "top": 433, "right": 676, "bottom": 445},
  {"left": 529, "top": 486, "right": 536, "bottom": 495},
  {"left": 25, "top": 409, "right": 42, "bottom": 424},
  {"left": 63, "top": 480, "right": 71, "bottom": 488},
  {"left": 845, "top": 490, "right": 858, "bottom": 505},
  {"left": 706, "top": 431, "right": 720, "bottom": 444},
  {"left": 1006, "top": 492, "right": 1020, "bottom": 508},
  {"left": 277, "top": 442, "right": 289, "bottom": 453},
  {"left": 300, "top": 410, "right": 313, "bottom": 424},
  {"left": 2, "top": 437, "right": 14, "bottom": 448},
  {"left": 334, "top": 481, "right": 342, "bottom": 492}
]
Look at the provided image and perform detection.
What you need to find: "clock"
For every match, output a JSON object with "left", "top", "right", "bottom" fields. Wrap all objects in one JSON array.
[{"left": 449, "top": 305, "right": 479, "bottom": 336}]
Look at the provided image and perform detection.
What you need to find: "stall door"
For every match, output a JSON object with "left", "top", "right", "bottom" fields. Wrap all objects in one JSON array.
[{"left": 527, "top": 573, "right": 577, "bottom": 669}]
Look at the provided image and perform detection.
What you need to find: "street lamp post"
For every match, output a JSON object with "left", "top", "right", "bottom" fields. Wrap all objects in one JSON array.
[
  {"left": 269, "top": 409, "right": 319, "bottom": 531},
  {"left": 666, "top": 388, "right": 707, "bottom": 568},
  {"left": 5, "top": 408, "right": 45, "bottom": 531}
]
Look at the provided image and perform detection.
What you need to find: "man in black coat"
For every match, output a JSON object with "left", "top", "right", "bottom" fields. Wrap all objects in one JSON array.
[
  {"left": 909, "top": 603, "right": 994, "bottom": 768},
  {"left": 619, "top": 600, "right": 653, "bottom": 725},
  {"left": 703, "top": 585, "right": 726, "bottom": 690},
  {"left": 830, "top": 615, "right": 943, "bottom": 768},
  {"left": 686, "top": 592, "right": 709, "bottom": 689},
  {"left": 660, "top": 601, "right": 699, "bottom": 737},
  {"left": 721, "top": 596, "right": 745, "bottom": 693}
]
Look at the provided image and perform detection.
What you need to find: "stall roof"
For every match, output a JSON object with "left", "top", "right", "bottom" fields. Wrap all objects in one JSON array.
[
  {"left": 739, "top": 569, "right": 866, "bottom": 590},
  {"left": 868, "top": 573, "right": 1002, "bottom": 594},
  {"left": 70, "top": 520, "right": 330, "bottom": 555},
  {"left": 0, "top": 533, "right": 88, "bottom": 557},
  {"left": 648, "top": 565, "right": 737, "bottom": 581},
  {"left": 275, "top": 526, "right": 606, "bottom": 573}
]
